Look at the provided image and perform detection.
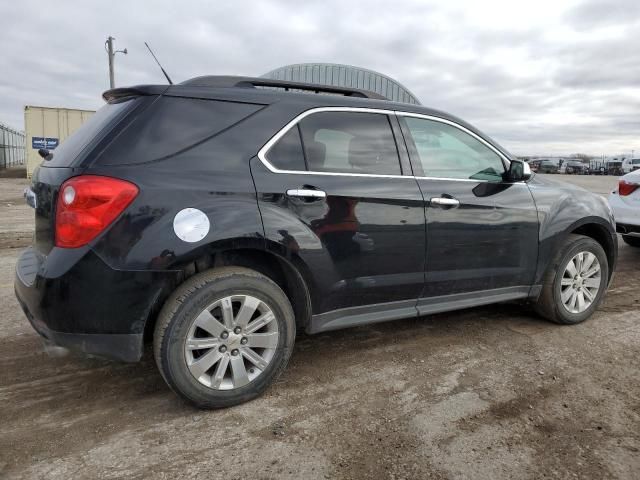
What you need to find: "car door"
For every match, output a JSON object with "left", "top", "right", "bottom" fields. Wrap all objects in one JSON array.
[
  {"left": 251, "top": 108, "right": 426, "bottom": 328},
  {"left": 397, "top": 113, "right": 539, "bottom": 311}
]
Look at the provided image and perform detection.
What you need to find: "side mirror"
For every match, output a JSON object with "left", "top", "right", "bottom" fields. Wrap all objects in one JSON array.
[{"left": 505, "top": 159, "right": 532, "bottom": 182}]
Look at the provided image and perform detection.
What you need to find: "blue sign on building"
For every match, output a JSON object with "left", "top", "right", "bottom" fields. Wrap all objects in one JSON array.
[{"left": 32, "top": 137, "right": 59, "bottom": 150}]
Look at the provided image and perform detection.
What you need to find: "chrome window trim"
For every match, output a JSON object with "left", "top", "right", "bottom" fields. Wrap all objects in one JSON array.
[
  {"left": 257, "top": 106, "right": 407, "bottom": 179},
  {"left": 396, "top": 112, "right": 511, "bottom": 166},
  {"left": 257, "top": 106, "right": 521, "bottom": 184},
  {"left": 413, "top": 175, "right": 516, "bottom": 183}
]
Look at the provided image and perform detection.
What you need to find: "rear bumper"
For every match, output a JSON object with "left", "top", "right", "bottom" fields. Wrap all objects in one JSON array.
[
  {"left": 14, "top": 246, "right": 174, "bottom": 362},
  {"left": 609, "top": 192, "right": 639, "bottom": 229},
  {"left": 15, "top": 290, "right": 142, "bottom": 362}
]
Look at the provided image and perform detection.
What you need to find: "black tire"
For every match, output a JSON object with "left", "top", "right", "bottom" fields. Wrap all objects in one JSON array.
[
  {"left": 534, "top": 234, "right": 609, "bottom": 325},
  {"left": 622, "top": 235, "right": 640, "bottom": 248},
  {"left": 154, "top": 266, "right": 296, "bottom": 409}
]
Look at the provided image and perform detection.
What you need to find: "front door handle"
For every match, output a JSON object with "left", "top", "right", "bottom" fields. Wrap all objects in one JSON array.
[
  {"left": 286, "top": 188, "right": 327, "bottom": 199},
  {"left": 430, "top": 196, "right": 460, "bottom": 207}
]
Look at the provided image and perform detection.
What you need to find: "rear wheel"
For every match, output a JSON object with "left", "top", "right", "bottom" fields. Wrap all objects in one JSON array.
[
  {"left": 622, "top": 235, "right": 640, "bottom": 248},
  {"left": 535, "top": 234, "right": 608, "bottom": 324},
  {"left": 154, "top": 267, "right": 295, "bottom": 408}
]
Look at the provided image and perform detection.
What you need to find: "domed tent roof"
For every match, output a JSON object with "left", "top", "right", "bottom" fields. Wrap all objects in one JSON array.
[{"left": 262, "top": 63, "right": 421, "bottom": 105}]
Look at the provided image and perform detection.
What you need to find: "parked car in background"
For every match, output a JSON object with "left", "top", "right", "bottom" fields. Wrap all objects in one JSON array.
[
  {"left": 589, "top": 165, "right": 607, "bottom": 175},
  {"left": 538, "top": 160, "right": 559, "bottom": 173},
  {"left": 607, "top": 161, "right": 624, "bottom": 176},
  {"left": 565, "top": 161, "right": 588, "bottom": 175},
  {"left": 609, "top": 170, "right": 640, "bottom": 247},
  {"left": 15, "top": 76, "right": 618, "bottom": 408},
  {"left": 587, "top": 160, "right": 608, "bottom": 175}
]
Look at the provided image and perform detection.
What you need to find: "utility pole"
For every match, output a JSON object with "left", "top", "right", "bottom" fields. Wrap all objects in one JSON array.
[{"left": 105, "top": 36, "right": 127, "bottom": 89}]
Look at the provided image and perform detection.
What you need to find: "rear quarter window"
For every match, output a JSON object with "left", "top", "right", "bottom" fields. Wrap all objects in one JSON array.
[{"left": 97, "top": 97, "right": 262, "bottom": 165}]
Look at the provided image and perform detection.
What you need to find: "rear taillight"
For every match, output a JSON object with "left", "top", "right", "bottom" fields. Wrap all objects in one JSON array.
[
  {"left": 618, "top": 179, "right": 639, "bottom": 197},
  {"left": 55, "top": 175, "right": 138, "bottom": 248}
]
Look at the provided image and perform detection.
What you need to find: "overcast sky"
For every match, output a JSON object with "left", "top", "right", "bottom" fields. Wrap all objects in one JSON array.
[{"left": 1, "top": 0, "right": 638, "bottom": 156}]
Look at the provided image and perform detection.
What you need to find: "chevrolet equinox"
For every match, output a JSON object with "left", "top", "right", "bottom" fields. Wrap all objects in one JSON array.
[{"left": 15, "top": 76, "right": 618, "bottom": 408}]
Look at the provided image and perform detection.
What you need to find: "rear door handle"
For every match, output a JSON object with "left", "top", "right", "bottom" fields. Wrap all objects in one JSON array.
[
  {"left": 286, "top": 189, "right": 327, "bottom": 199},
  {"left": 430, "top": 196, "right": 460, "bottom": 207}
]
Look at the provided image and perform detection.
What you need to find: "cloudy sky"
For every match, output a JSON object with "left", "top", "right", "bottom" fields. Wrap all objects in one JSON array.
[{"left": 1, "top": 0, "right": 638, "bottom": 156}]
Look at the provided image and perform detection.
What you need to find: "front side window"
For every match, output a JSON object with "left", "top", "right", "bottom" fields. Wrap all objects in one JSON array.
[
  {"left": 402, "top": 117, "right": 505, "bottom": 181},
  {"left": 298, "top": 111, "right": 402, "bottom": 175}
]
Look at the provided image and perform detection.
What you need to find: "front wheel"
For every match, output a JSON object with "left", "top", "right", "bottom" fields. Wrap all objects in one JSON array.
[
  {"left": 535, "top": 234, "right": 609, "bottom": 324},
  {"left": 622, "top": 235, "right": 640, "bottom": 248},
  {"left": 154, "top": 267, "right": 296, "bottom": 408}
]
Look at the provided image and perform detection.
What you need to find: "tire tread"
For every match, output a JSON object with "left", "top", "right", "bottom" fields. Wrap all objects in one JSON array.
[
  {"left": 534, "top": 234, "right": 608, "bottom": 325},
  {"left": 153, "top": 266, "right": 294, "bottom": 408}
]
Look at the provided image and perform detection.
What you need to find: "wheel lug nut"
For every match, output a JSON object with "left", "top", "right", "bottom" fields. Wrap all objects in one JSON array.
[
  {"left": 231, "top": 349, "right": 239, "bottom": 356},
  {"left": 234, "top": 327, "right": 242, "bottom": 334},
  {"left": 220, "top": 331, "right": 229, "bottom": 339},
  {"left": 241, "top": 337, "right": 248, "bottom": 345},
  {"left": 219, "top": 345, "right": 227, "bottom": 353}
]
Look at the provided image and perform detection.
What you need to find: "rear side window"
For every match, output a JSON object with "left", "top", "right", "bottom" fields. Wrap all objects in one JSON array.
[
  {"left": 299, "top": 112, "right": 401, "bottom": 175},
  {"left": 265, "top": 111, "right": 402, "bottom": 175},
  {"left": 99, "top": 97, "right": 261, "bottom": 165},
  {"left": 46, "top": 98, "right": 138, "bottom": 167}
]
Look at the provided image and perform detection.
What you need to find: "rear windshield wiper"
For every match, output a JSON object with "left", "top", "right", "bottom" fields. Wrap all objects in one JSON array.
[{"left": 38, "top": 148, "right": 53, "bottom": 161}]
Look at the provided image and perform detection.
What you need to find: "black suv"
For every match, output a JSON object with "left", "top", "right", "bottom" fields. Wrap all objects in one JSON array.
[{"left": 15, "top": 76, "right": 617, "bottom": 408}]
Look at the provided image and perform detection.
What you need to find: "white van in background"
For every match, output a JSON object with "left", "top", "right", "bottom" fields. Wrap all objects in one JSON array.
[{"left": 622, "top": 158, "right": 640, "bottom": 173}]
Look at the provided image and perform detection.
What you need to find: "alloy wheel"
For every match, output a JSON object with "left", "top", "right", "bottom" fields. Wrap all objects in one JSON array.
[
  {"left": 559, "top": 251, "right": 602, "bottom": 314},
  {"left": 184, "top": 295, "right": 279, "bottom": 390}
]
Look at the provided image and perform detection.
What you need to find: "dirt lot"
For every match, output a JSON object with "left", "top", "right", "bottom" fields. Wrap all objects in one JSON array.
[{"left": 1, "top": 173, "right": 638, "bottom": 479}]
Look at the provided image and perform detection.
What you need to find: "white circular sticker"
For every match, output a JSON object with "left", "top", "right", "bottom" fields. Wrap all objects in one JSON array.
[{"left": 173, "top": 208, "right": 210, "bottom": 243}]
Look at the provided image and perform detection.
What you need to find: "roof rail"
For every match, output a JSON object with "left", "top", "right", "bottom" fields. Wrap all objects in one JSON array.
[{"left": 180, "top": 75, "right": 388, "bottom": 100}]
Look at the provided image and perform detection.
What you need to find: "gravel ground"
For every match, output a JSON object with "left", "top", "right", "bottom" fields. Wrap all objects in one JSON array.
[
  {"left": 0, "top": 176, "right": 32, "bottom": 248},
  {"left": 0, "top": 173, "right": 638, "bottom": 479}
]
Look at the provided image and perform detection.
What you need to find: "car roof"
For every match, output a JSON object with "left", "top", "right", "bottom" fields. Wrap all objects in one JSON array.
[
  {"left": 103, "top": 76, "right": 514, "bottom": 160},
  {"left": 105, "top": 76, "right": 473, "bottom": 129}
]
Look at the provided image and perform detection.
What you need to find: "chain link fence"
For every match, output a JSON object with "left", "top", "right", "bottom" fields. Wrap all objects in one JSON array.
[{"left": 0, "top": 123, "right": 26, "bottom": 169}]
